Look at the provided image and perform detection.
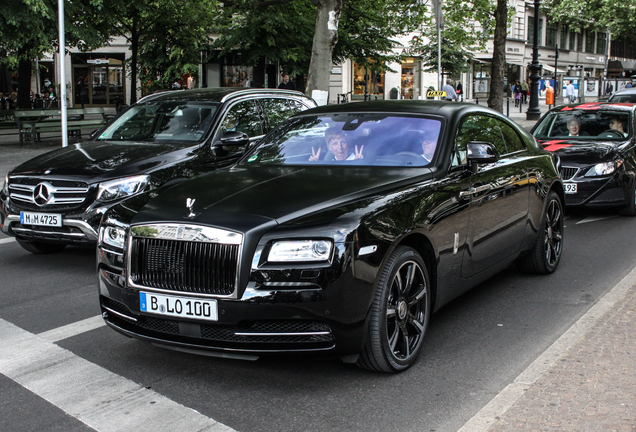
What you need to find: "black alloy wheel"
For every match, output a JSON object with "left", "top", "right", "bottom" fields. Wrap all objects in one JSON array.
[
  {"left": 357, "top": 246, "right": 430, "bottom": 373},
  {"left": 517, "top": 191, "right": 564, "bottom": 274}
]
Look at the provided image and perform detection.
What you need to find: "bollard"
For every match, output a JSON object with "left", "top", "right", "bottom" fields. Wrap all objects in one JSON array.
[
  {"left": 519, "top": 98, "right": 523, "bottom": 113},
  {"left": 507, "top": 97, "right": 510, "bottom": 117}
]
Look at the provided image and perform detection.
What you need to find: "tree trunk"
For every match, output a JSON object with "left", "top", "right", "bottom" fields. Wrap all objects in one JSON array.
[
  {"left": 305, "top": 0, "right": 343, "bottom": 98},
  {"left": 129, "top": 15, "right": 139, "bottom": 104},
  {"left": 487, "top": 0, "right": 507, "bottom": 113},
  {"left": 17, "top": 49, "right": 32, "bottom": 110}
]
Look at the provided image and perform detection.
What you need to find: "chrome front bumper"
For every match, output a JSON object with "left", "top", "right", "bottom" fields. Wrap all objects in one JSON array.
[{"left": 1, "top": 214, "right": 99, "bottom": 243}]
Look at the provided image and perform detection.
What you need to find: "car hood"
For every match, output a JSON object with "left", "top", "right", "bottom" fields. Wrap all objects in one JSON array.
[
  {"left": 8, "top": 140, "right": 195, "bottom": 181},
  {"left": 538, "top": 139, "right": 621, "bottom": 163},
  {"left": 131, "top": 165, "right": 432, "bottom": 231}
]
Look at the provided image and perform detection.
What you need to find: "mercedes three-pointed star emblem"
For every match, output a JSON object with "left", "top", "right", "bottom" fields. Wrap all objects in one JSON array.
[{"left": 33, "top": 183, "right": 51, "bottom": 206}]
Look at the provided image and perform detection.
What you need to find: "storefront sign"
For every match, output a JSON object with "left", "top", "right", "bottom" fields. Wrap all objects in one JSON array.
[{"left": 87, "top": 59, "right": 109, "bottom": 65}]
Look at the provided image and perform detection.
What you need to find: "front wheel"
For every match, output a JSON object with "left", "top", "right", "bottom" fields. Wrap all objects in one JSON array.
[
  {"left": 517, "top": 191, "right": 564, "bottom": 274},
  {"left": 357, "top": 246, "right": 431, "bottom": 373},
  {"left": 16, "top": 238, "right": 67, "bottom": 254}
]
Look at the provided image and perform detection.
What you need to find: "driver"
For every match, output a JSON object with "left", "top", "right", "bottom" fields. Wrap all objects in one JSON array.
[
  {"left": 310, "top": 127, "right": 364, "bottom": 161},
  {"left": 420, "top": 130, "right": 438, "bottom": 164},
  {"left": 567, "top": 118, "right": 587, "bottom": 137},
  {"left": 609, "top": 117, "right": 628, "bottom": 137}
]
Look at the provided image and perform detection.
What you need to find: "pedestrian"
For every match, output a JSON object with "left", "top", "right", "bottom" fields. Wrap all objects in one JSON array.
[
  {"left": 566, "top": 80, "right": 577, "bottom": 103},
  {"left": 605, "top": 82, "right": 613, "bottom": 95},
  {"left": 278, "top": 73, "right": 296, "bottom": 90},
  {"left": 456, "top": 81, "right": 463, "bottom": 101},
  {"left": 441, "top": 80, "right": 457, "bottom": 101},
  {"left": 626, "top": 81, "right": 633, "bottom": 89},
  {"left": 521, "top": 81, "right": 529, "bottom": 104},
  {"left": 513, "top": 81, "right": 522, "bottom": 107},
  {"left": 172, "top": 80, "right": 181, "bottom": 89}
]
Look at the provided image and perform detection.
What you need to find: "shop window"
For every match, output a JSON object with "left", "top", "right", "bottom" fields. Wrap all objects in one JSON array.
[
  {"left": 223, "top": 66, "right": 253, "bottom": 88},
  {"left": 353, "top": 62, "right": 384, "bottom": 96}
]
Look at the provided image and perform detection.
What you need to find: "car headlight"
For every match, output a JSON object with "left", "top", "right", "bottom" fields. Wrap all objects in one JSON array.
[
  {"left": 100, "top": 225, "right": 126, "bottom": 249},
  {"left": 585, "top": 160, "right": 622, "bottom": 177},
  {"left": 1, "top": 173, "right": 8, "bottom": 195},
  {"left": 268, "top": 240, "right": 332, "bottom": 262},
  {"left": 96, "top": 175, "right": 149, "bottom": 202}
]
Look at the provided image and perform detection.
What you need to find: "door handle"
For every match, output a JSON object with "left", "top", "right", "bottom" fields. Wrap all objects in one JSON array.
[{"left": 459, "top": 184, "right": 492, "bottom": 197}]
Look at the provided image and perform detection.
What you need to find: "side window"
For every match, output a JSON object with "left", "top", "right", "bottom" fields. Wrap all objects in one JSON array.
[
  {"left": 260, "top": 98, "right": 292, "bottom": 133},
  {"left": 217, "top": 100, "right": 263, "bottom": 140},
  {"left": 288, "top": 99, "right": 307, "bottom": 114},
  {"left": 452, "top": 115, "right": 505, "bottom": 166},
  {"left": 498, "top": 120, "right": 526, "bottom": 153}
]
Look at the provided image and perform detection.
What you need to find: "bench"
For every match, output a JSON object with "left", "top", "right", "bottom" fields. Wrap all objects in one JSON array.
[{"left": 15, "top": 107, "right": 111, "bottom": 146}]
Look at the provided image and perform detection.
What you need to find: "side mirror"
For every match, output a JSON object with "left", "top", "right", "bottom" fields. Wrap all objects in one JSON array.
[
  {"left": 214, "top": 131, "right": 250, "bottom": 147},
  {"left": 467, "top": 141, "right": 499, "bottom": 164}
]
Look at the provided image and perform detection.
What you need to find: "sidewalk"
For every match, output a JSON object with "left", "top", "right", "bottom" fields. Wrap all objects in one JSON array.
[{"left": 461, "top": 269, "right": 636, "bottom": 432}]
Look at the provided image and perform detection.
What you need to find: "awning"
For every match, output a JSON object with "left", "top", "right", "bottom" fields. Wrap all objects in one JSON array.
[
  {"left": 608, "top": 60, "right": 636, "bottom": 72},
  {"left": 541, "top": 64, "right": 568, "bottom": 74}
]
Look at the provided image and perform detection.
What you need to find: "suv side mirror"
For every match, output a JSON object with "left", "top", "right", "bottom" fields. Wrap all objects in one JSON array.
[{"left": 215, "top": 131, "right": 250, "bottom": 147}]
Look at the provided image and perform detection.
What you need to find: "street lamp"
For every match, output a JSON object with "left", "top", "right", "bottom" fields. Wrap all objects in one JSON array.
[{"left": 526, "top": 0, "right": 542, "bottom": 120}]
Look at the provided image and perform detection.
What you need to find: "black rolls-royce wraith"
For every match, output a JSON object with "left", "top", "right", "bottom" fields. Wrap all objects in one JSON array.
[{"left": 97, "top": 101, "right": 564, "bottom": 373}]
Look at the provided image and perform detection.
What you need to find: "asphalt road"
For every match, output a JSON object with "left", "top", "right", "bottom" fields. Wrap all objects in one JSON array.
[{"left": 1, "top": 146, "right": 635, "bottom": 432}]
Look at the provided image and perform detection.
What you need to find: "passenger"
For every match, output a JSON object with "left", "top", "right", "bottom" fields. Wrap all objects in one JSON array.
[
  {"left": 567, "top": 118, "right": 586, "bottom": 137},
  {"left": 609, "top": 117, "right": 628, "bottom": 137},
  {"left": 420, "top": 130, "right": 438, "bottom": 164},
  {"left": 310, "top": 127, "right": 363, "bottom": 161}
]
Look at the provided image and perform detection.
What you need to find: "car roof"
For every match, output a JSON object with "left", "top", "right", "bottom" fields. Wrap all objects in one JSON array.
[
  {"left": 551, "top": 102, "right": 636, "bottom": 113},
  {"left": 295, "top": 100, "right": 507, "bottom": 120},
  {"left": 137, "top": 87, "right": 311, "bottom": 104},
  {"left": 611, "top": 87, "right": 636, "bottom": 96}
]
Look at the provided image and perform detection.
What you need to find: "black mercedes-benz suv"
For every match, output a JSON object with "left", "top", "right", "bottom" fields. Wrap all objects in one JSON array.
[{"left": 0, "top": 88, "right": 316, "bottom": 254}]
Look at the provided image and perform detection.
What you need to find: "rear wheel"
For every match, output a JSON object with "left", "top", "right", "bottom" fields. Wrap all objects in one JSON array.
[
  {"left": 357, "top": 246, "right": 430, "bottom": 373},
  {"left": 16, "top": 238, "right": 67, "bottom": 254},
  {"left": 619, "top": 185, "right": 636, "bottom": 216},
  {"left": 517, "top": 191, "right": 563, "bottom": 274}
]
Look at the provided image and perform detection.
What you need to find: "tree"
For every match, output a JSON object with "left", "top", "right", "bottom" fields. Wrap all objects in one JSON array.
[
  {"left": 96, "top": 0, "right": 217, "bottom": 103},
  {"left": 0, "top": 0, "right": 109, "bottom": 108},
  {"left": 487, "top": 0, "right": 507, "bottom": 112},
  {"left": 545, "top": 0, "right": 636, "bottom": 38},
  {"left": 413, "top": 0, "right": 494, "bottom": 78},
  {"left": 212, "top": 0, "right": 429, "bottom": 95}
]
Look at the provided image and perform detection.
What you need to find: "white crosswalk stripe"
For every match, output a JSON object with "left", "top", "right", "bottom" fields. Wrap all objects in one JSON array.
[
  {"left": 0, "top": 237, "right": 16, "bottom": 245},
  {"left": 0, "top": 318, "right": 236, "bottom": 432}
]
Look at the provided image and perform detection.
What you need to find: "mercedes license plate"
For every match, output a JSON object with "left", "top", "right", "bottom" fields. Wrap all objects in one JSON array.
[
  {"left": 20, "top": 212, "right": 62, "bottom": 227},
  {"left": 564, "top": 183, "right": 577, "bottom": 194},
  {"left": 139, "top": 292, "right": 218, "bottom": 321}
]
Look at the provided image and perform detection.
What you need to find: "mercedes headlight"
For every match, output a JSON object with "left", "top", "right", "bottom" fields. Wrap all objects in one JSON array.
[
  {"left": 1, "top": 173, "right": 8, "bottom": 196},
  {"left": 268, "top": 240, "right": 332, "bottom": 262},
  {"left": 96, "top": 175, "right": 149, "bottom": 202},
  {"left": 585, "top": 160, "right": 622, "bottom": 177}
]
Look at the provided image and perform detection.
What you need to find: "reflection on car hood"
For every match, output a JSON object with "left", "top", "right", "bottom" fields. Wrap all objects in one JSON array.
[
  {"left": 9, "top": 141, "right": 193, "bottom": 181},
  {"left": 539, "top": 139, "right": 620, "bottom": 162},
  {"left": 131, "top": 165, "right": 432, "bottom": 230}
]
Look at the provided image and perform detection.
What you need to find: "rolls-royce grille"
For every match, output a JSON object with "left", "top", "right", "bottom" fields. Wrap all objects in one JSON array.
[
  {"left": 560, "top": 166, "right": 579, "bottom": 181},
  {"left": 8, "top": 177, "right": 90, "bottom": 211},
  {"left": 130, "top": 238, "right": 239, "bottom": 296}
]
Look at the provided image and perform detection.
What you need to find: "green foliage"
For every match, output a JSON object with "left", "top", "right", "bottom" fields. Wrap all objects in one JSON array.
[
  {"left": 544, "top": 0, "right": 636, "bottom": 38},
  {"left": 413, "top": 0, "right": 496, "bottom": 74}
]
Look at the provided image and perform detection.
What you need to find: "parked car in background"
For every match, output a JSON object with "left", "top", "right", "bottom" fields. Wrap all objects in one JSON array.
[
  {"left": 0, "top": 88, "right": 316, "bottom": 254},
  {"left": 97, "top": 101, "right": 564, "bottom": 373},
  {"left": 531, "top": 102, "right": 636, "bottom": 215},
  {"left": 608, "top": 87, "right": 636, "bottom": 103}
]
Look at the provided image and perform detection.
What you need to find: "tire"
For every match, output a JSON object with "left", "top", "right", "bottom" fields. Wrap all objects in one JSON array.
[
  {"left": 517, "top": 191, "right": 564, "bottom": 274},
  {"left": 16, "top": 238, "right": 67, "bottom": 254},
  {"left": 357, "top": 246, "right": 431, "bottom": 373},
  {"left": 618, "top": 185, "right": 636, "bottom": 216}
]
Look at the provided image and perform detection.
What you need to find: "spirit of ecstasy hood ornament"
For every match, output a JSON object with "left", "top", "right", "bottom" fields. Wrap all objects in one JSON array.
[{"left": 185, "top": 198, "right": 199, "bottom": 219}]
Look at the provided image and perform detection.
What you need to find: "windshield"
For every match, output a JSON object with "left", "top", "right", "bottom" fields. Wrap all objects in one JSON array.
[
  {"left": 97, "top": 101, "right": 218, "bottom": 142},
  {"left": 241, "top": 114, "right": 442, "bottom": 167},
  {"left": 533, "top": 110, "right": 630, "bottom": 140}
]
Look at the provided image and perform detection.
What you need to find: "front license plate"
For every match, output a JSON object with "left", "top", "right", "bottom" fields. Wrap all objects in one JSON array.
[
  {"left": 20, "top": 212, "right": 62, "bottom": 227},
  {"left": 564, "top": 183, "right": 577, "bottom": 194},
  {"left": 139, "top": 292, "right": 218, "bottom": 321}
]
